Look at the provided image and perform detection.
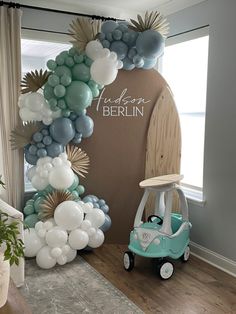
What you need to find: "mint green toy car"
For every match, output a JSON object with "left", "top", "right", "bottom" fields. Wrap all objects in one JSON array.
[{"left": 123, "top": 174, "right": 192, "bottom": 280}]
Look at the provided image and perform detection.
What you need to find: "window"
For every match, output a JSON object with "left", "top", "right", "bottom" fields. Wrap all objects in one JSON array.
[
  {"left": 161, "top": 28, "right": 209, "bottom": 198},
  {"left": 21, "top": 32, "right": 71, "bottom": 191}
]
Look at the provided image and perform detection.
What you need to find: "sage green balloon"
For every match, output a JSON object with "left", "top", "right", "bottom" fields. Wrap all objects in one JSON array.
[
  {"left": 77, "top": 185, "right": 85, "bottom": 195},
  {"left": 74, "top": 54, "right": 84, "bottom": 64},
  {"left": 48, "top": 74, "right": 60, "bottom": 87},
  {"left": 60, "top": 74, "right": 72, "bottom": 87},
  {"left": 44, "top": 83, "right": 54, "bottom": 100},
  {"left": 72, "top": 63, "right": 90, "bottom": 82},
  {"left": 71, "top": 190, "right": 79, "bottom": 198},
  {"left": 55, "top": 65, "right": 72, "bottom": 78},
  {"left": 62, "top": 109, "right": 71, "bottom": 117},
  {"left": 54, "top": 84, "right": 66, "bottom": 98},
  {"left": 24, "top": 214, "right": 39, "bottom": 228},
  {"left": 26, "top": 199, "right": 34, "bottom": 206},
  {"left": 68, "top": 175, "right": 79, "bottom": 191},
  {"left": 23, "top": 204, "right": 34, "bottom": 216},
  {"left": 34, "top": 196, "right": 44, "bottom": 213},
  {"left": 57, "top": 99, "right": 67, "bottom": 109},
  {"left": 47, "top": 59, "right": 57, "bottom": 71},
  {"left": 69, "top": 47, "right": 77, "bottom": 56},
  {"left": 65, "top": 81, "right": 93, "bottom": 112},
  {"left": 65, "top": 56, "right": 75, "bottom": 67}
]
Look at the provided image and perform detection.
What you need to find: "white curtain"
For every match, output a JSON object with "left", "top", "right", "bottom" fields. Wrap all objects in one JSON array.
[{"left": 0, "top": 5, "right": 24, "bottom": 210}]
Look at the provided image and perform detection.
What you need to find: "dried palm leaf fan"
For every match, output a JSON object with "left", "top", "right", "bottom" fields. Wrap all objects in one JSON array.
[
  {"left": 21, "top": 69, "right": 50, "bottom": 94},
  {"left": 66, "top": 145, "right": 90, "bottom": 178},
  {"left": 129, "top": 11, "right": 169, "bottom": 38},
  {"left": 39, "top": 190, "right": 76, "bottom": 220},
  {"left": 68, "top": 17, "right": 102, "bottom": 52},
  {"left": 10, "top": 122, "right": 41, "bottom": 150}
]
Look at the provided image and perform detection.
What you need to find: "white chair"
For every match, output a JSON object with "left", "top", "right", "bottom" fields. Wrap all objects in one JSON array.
[{"left": 0, "top": 199, "right": 24, "bottom": 287}]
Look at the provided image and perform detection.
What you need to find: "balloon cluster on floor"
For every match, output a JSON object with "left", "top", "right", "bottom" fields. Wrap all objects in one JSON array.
[{"left": 10, "top": 11, "right": 168, "bottom": 269}]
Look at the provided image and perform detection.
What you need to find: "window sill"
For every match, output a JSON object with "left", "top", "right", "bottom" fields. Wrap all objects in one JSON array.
[{"left": 181, "top": 185, "right": 206, "bottom": 207}]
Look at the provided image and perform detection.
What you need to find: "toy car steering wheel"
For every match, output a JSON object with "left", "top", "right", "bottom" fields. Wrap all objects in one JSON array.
[{"left": 147, "top": 215, "right": 163, "bottom": 225}]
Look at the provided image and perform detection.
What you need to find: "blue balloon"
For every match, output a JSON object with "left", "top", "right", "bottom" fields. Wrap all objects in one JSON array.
[
  {"left": 46, "top": 142, "right": 64, "bottom": 158},
  {"left": 43, "top": 135, "right": 53, "bottom": 146},
  {"left": 37, "top": 148, "right": 47, "bottom": 158},
  {"left": 83, "top": 196, "right": 93, "bottom": 203},
  {"left": 98, "top": 199, "right": 106, "bottom": 206},
  {"left": 122, "top": 57, "right": 135, "bottom": 71},
  {"left": 101, "top": 20, "right": 118, "bottom": 34},
  {"left": 136, "top": 30, "right": 164, "bottom": 59},
  {"left": 100, "top": 215, "right": 112, "bottom": 232},
  {"left": 25, "top": 150, "right": 38, "bottom": 165},
  {"left": 49, "top": 117, "right": 75, "bottom": 145},
  {"left": 110, "top": 41, "right": 128, "bottom": 60},
  {"left": 29, "top": 144, "right": 37, "bottom": 155},
  {"left": 143, "top": 57, "right": 157, "bottom": 69},
  {"left": 33, "top": 132, "right": 43, "bottom": 143},
  {"left": 93, "top": 202, "right": 100, "bottom": 208},
  {"left": 100, "top": 204, "right": 109, "bottom": 214},
  {"left": 133, "top": 55, "right": 144, "bottom": 68},
  {"left": 75, "top": 115, "right": 94, "bottom": 138}
]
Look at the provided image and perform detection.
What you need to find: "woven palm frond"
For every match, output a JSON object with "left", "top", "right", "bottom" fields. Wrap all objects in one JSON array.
[
  {"left": 39, "top": 190, "right": 76, "bottom": 221},
  {"left": 68, "top": 17, "right": 102, "bottom": 52},
  {"left": 10, "top": 122, "right": 41, "bottom": 150},
  {"left": 66, "top": 145, "right": 89, "bottom": 178},
  {"left": 21, "top": 69, "right": 50, "bottom": 94},
  {"left": 129, "top": 11, "right": 169, "bottom": 38}
]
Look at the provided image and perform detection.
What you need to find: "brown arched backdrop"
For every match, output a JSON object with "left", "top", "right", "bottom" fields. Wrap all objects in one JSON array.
[{"left": 80, "top": 69, "right": 181, "bottom": 243}]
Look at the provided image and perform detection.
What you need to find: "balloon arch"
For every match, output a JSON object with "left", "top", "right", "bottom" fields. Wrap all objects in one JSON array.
[{"left": 11, "top": 11, "right": 168, "bottom": 269}]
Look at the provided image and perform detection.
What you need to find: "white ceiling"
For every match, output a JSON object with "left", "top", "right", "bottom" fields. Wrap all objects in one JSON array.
[{"left": 19, "top": 0, "right": 206, "bottom": 19}]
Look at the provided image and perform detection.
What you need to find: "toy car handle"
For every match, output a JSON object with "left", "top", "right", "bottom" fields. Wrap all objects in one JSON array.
[{"left": 147, "top": 215, "right": 163, "bottom": 225}]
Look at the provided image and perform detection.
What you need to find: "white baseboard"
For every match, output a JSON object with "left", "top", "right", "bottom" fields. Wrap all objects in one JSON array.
[{"left": 190, "top": 241, "right": 236, "bottom": 278}]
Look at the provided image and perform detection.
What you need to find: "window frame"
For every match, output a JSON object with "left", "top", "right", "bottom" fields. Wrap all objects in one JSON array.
[
  {"left": 160, "top": 26, "right": 209, "bottom": 205},
  {"left": 21, "top": 29, "right": 71, "bottom": 193}
]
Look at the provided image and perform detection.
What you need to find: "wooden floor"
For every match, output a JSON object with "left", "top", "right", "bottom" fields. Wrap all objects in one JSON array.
[{"left": 81, "top": 244, "right": 236, "bottom": 314}]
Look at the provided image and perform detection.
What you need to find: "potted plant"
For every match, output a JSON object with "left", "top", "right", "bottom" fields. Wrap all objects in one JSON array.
[{"left": 0, "top": 175, "right": 24, "bottom": 308}]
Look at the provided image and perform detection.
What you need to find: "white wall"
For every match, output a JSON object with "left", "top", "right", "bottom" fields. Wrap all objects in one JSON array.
[
  {"left": 21, "top": 0, "right": 236, "bottom": 261},
  {"left": 167, "top": 0, "right": 236, "bottom": 261}
]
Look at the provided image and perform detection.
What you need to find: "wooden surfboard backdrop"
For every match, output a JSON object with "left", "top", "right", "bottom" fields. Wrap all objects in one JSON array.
[{"left": 145, "top": 86, "right": 181, "bottom": 217}]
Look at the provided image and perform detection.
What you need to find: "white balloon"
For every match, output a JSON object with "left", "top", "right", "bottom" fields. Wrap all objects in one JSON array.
[
  {"left": 52, "top": 157, "right": 63, "bottom": 167},
  {"left": 62, "top": 244, "right": 70, "bottom": 255},
  {"left": 45, "top": 226, "right": 68, "bottom": 248},
  {"left": 90, "top": 57, "right": 118, "bottom": 85},
  {"left": 24, "top": 92, "right": 45, "bottom": 112},
  {"left": 88, "top": 229, "right": 105, "bottom": 248},
  {"left": 44, "top": 218, "right": 55, "bottom": 230},
  {"left": 37, "top": 156, "right": 52, "bottom": 166},
  {"left": 87, "top": 227, "right": 96, "bottom": 237},
  {"left": 50, "top": 247, "right": 62, "bottom": 258},
  {"left": 24, "top": 229, "right": 45, "bottom": 257},
  {"left": 85, "top": 40, "right": 104, "bottom": 61},
  {"left": 31, "top": 175, "right": 49, "bottom": 190},
  {"left": 35, "top": 221, "right": 44, "bottom": 232},
  {"left": 59, "top": 152, "right": 68, "bottom": 161},
  {"left": 66, "top": 247, "right": 77, "bottom": 263},
  {"left": 68, "top": 229, "right": 89, "bottom": 250},
  {"left": 36, "top": 246, "right": 57, "bottom": 269},
  {"left": 57, "top": 254, "right": 67, "bottom": 265},
  {"left": 26, "top": 166, "right": 36, "bottom": 181},
  {"left": 43, "top": 117, "right": 53, "bottom": 125},
  {"left": 82, "top": 202, "right": 93, "bottom": 214},
  {"left": 18, "top": 93, "right": 28, "bottom": 108},
  {"left": 49, "top": 166, "right": 74, "bottom": 190},
  {"left": 54, "top": 201, "right": 84, "bottom": 231},
  {"left": 19, "top": 107, "right": 38, "bottom": 122},
  {"left": 81, "top": 219, "right": 92, "bottom": 231},
  {"left": 86, "top": 208, "right": 105, "bottom": 228},
  {"left": 37, "top": 228, "right": 47, "bottom": 238}
]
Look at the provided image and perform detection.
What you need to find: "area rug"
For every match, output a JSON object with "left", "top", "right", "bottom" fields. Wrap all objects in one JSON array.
[{"left": 20, "top": 257, "right": 143, "bottom": 314}]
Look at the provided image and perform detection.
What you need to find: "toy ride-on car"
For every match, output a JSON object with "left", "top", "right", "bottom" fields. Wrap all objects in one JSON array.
[{"left": 123, "top": 174, "right": 191, "bottom": 280}]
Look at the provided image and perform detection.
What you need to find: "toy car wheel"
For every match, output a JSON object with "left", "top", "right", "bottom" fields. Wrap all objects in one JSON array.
[
  {"left": 181, "top": 246, "right": 190, "bottom": 262},
  {"left": 123, "top": 251, "right": 134, "bottom": 271},
  {"left": 158, "top": 261, "right": 174, "bottom": 280}
]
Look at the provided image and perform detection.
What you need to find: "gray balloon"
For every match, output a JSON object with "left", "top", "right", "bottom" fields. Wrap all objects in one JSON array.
[
  {"left": 100, "top": 214, "right": 112, "bottom": 232},
  {"left": 49, "top": 117, "right": 75, "bottom": 145}
]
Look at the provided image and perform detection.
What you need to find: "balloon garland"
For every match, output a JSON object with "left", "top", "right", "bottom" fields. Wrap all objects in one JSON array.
[{"left": 11, "top": 11, "right": 168, "bottom": 269}]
